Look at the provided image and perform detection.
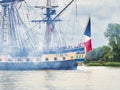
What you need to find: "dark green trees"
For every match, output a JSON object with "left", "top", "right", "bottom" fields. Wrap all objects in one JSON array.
[
  {"left": 104, "top": 24, "right": 120, "bottom": 61},
  {"left": 86, "top": 23, "right": 120, "bottom": 62},
  {"left": 86, "top": 46, "right": 111, "bottom": 61}
]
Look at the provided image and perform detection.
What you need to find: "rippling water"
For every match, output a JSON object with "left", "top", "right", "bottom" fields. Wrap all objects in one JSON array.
[{"left": 0, "top": 66, "right": 120, "bottom": 90}]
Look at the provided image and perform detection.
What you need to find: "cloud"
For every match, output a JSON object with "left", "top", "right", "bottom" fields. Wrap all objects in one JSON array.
[
  {"left": 71, "top": 0, "right": 120, "bottom": 48},
  {"left": 24, "top": 0, "right": 120, "bottom": 48},
  {"left": 75, "top": 0, "right": 119, "bottom": 19}
]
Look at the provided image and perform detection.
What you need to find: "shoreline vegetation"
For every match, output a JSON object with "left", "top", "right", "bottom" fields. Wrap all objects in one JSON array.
[
  {"left": 84, "top": 23, "right": 120, "bottom": 67},
  {"left": 84, "top": 61, "right": 120, "bottom": 67}
]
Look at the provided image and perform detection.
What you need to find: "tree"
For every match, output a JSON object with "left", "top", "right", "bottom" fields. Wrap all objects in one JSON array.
[
  {"left": 104, "top": 23, "right": 120, "bottom": 61},
  {"left": 86, "top": 46, "right": 111, "bottom": 61},
  {"left": 102, "top": 46, "right": 111, "bottom": 56}
]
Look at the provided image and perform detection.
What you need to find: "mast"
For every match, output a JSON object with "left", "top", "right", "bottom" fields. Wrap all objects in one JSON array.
[
  {"left": 44, "top": 0, "right": 53, "bottom": 51},
  {"left": 32, "top": 0, "right": 74, "bottom": 52},
  {"left": 32, "top": 0, "right": 59, "bottom": 51},
  {"left": 0, "top": 0, "right": 24, "bottom": 54}
]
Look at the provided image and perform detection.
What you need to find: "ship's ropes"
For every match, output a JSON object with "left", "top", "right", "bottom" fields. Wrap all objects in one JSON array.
[
  {"left": 71, "top": 0, "right": 78, "bottom": 42},
  {"left": 48, "top": 0, "right": 72, "bottom": 48},
  {"left": 57, "top": 22, "right": 67, "bottom": 47},
  {"left": 25, "top": 0, "right": 63, "bottom": 50},
  {"left": 58, "top": 0, "right": 77, "bottom": 46},
  {"left": 62, "top": 0, "right": 83, "bottom": 46},
  {"left": 24, "top": 0, "right": 48, "bottom": 52},
  {"left": 18, "top": 0, "right": 45, "bottom": 55},
  {"left": 0, "top": 0, "right": 39, "bottom": 56}
]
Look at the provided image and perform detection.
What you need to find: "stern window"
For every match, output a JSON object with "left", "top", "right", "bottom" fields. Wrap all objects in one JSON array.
[
  {"left": 26, "top": 58, "right": 30, "bottom": 61},
  {"left": 45, "top": 58, "right": 49, "bottom": 61},
  {"left": 71, "top": 56, "right": 73, "bottom": 59},
  {"left": 63, "top": 57, "right": 65, "bottom": 60},
  {"left": 54, "top": 57, "right": 57, "bottom": 60}
]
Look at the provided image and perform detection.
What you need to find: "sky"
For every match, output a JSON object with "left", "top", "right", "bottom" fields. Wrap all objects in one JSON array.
[
  {"left": 1, "top": 0, "right": 120, "bottom": 49},
  {"left": 75, "top": 0, "right": 120, "bottom": 48},
  {"left": 25, "top": 0, "right": 120, "bottom": 48},
  {"left": 68, "top": 0, "right": 120, "bottom": 48},
  {"left": 78, "top": 0, "right": 120, "bottom": 47}
]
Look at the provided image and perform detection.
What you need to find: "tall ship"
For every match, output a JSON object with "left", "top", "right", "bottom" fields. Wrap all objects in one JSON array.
[{"left": 0, "top": 0, "right": 92, "bottom": 70}]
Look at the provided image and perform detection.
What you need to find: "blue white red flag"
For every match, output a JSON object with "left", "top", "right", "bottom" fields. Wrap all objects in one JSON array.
[{"left": 84, "top": 17, "right": 92, "bottom": 52}]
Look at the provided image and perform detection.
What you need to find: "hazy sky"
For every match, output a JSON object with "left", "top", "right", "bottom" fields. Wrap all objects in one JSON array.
[
  {"left": 25, "top": 0, "right": 120, "bottom": 48},
  {"left": 77, "top": 0, "right": 120, "bottom": 48},
  {"left": 0, "top": 0, "right": 119, "bottom": 48}
]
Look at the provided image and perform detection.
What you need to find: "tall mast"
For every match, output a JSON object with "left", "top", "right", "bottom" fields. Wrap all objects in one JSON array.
[
  {"left": 0, "top": 0, "right": 24, "bottom": 54},
  {"left": 44, "top": 0, "right": 52, "bottom": 51},
  {"left": 32, "top": 0, "right": 58, "bottom": 51},
  {"left": 44, "top": 0, "right": 56, "bottom": 51},
  {"left": 32, "top": 0, "right": 74, "bottom": 52}
]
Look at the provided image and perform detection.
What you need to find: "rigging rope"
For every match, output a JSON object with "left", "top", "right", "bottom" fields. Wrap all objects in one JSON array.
[
  {"left": 71, "top": 0, "right": 78, "bottom": 42},
  {"left": 58, "top": 22, "right": 66, "bottom": 46}
]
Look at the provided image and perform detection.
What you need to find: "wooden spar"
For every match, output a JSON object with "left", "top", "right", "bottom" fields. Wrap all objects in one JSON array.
[{"left": 53, "top": 0, "right": 74, "bottom": 20}]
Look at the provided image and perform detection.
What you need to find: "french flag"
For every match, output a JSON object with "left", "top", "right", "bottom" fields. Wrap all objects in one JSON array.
[{"left": 84, "top": 17, "right": 92, "bottom": 52}]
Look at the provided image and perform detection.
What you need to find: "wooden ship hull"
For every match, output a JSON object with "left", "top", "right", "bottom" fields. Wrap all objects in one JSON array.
[{"left": 0, "top": 47, "right": 85, "bottom": 70}]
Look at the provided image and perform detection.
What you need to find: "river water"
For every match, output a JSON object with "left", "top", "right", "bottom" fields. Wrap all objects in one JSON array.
[{"left": 0, "top": 66, "right": 120, "bottom": 90}]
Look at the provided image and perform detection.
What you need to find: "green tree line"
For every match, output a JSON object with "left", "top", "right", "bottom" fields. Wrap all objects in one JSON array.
[{"left": 86, "top": 23, "right": 120, "bottom": 62}]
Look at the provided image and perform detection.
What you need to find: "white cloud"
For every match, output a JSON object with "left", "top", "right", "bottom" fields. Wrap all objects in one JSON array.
[
  {"left": 72, "top": 0, "right": 120, "bottom": 48},
  {"left": 24, "top": 0, "right": 120, "bottom": 48}
]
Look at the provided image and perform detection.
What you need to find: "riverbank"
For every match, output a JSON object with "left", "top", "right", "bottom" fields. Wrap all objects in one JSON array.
[{"left": 85, "top": 61, "right": 120, "bottom": 67}]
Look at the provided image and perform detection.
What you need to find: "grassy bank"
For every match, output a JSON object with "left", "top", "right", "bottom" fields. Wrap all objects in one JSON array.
[{"left": 85, "top": 61, "right": 120, "bottom": 67}]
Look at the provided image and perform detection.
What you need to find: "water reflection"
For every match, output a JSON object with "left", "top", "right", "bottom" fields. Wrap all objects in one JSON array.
[
  {"left": 0, "top": 71, "right": 23, "bottom": 90},
  {"left": 0, "top": 66, "right": 120, "bottom": 90},
  {"left": 43, "top": 70, "right": 56, "bottom": 90}
]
